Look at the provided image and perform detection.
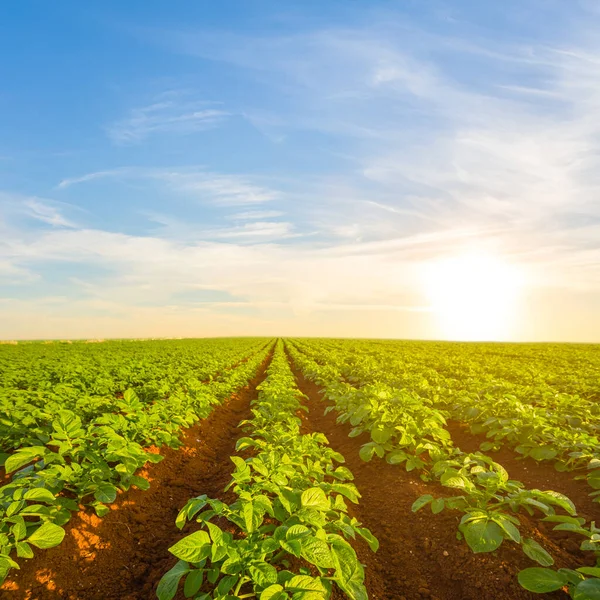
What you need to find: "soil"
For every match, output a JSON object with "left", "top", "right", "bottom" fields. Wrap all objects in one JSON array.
[
  {"left": 288, "top": 359, "right": 581, "bottom": 600},
  {"left": 2, "top": 355, "right": 271, "bottom": 600}
]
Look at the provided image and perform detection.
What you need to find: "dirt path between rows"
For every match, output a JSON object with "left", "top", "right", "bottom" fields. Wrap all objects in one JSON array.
[
  {"left": 4, "top": 354, "right": 271, "bottom": 600},
  {"left": 288, "top": 356, "right": 574, "bottom": 600}
]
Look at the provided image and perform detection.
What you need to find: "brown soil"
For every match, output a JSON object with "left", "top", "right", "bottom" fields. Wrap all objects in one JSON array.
[
  {"left": 3, "top": 356, "right": 271, "bottom": 600},
  {"left": 289, "top": 360, "right": 579, "bottom": 600}
]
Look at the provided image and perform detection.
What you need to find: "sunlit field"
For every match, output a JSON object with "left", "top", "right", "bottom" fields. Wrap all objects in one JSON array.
[
  {"left": 2, "top": 338, "right": 600, "bottom": 599},
  {"left": 2, "top": 1, "right": 600, "bottom": 599}
]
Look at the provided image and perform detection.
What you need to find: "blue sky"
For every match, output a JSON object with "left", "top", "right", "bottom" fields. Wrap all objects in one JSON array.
[{"left": 1, "top": 1, "right": 599, "bottom": 341}]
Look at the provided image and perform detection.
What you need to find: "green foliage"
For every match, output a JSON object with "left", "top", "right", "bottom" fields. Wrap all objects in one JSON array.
[
  {"left": 158, "top": 341, "right": 376, "bottom": 600},
  {"left": 286, "top": 337, "right": 600, "bottom": 597},
  {"left": 0, "top": 338, "right": 272, "bottom": 583}
]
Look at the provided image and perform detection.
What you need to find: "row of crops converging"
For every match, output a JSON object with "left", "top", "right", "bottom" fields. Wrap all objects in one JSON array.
[{"left": 1, "top": 337, "right": 600, "bottom": 598}]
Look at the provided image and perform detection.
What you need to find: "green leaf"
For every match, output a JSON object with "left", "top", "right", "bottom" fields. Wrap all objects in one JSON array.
[
  {"left": 10, "top": 517, "right": 26, "bottom": 541},
  {"left": 431, "top": 498, "right": 445, "bottom": 515},
  {"left": 94, "top": 483, "right": 118, "bottom": 504},
  {"left": 574, "top": 579, "right": 600, "bottom": 600},
  {"left": 518, "top": 568, "right": 568, "bottom": 593},
  {"left": 522, "top": 538, "right": 554, "bottom": 567},
  {"left": 578, "top": 568, "right": 600, "bottom": 578},
  {"left": 493, "top": 515, "right": 521, "bottom": 544},
  {"left": 285, "top": 575, "right": 328, "bottom": 599},
  {"left": 358, "top": 443, "right": 376, "bottom": 462},
  {"left": 156, "top": 560, "right": 190, "bottom": 600},
  {"left": 130, "top": 475, "right": 150, "bottom": 491},
  {"left": 530, "top": 447, "right": 558, "bottom": 461},
  {"left": 300, "top": 537, "right": 334, "bottom": 568},
  {"left": 5, "top": 447, "right": 45, "bottom": 473},
  {"left": 94, "top": 502, "right": 110, "bottom": 517},
  {"left": 461, "top": 519, "right": 504, "bottom": 553},
  {"left": 371, "top": 427, "right": 391, "bottom": 444},
  {"left": 217, "top": 574, "right": 238, "bottom": 595},
  {"left": 356, "top": 527, "right": 379, "bottom": 553},
  {"left": 169, "top": 530, "right": 211, "bottom": 562},
  {"left": 183, "top": 569, "right": 204, "bottom": 598},
  {"left": 300, "top": 488, "right": 329, "bottom": 511},
  {"left": 249, "top": 562, "right": 278, "bottom": 587},
  {"left": 27, "top": 522, "right": 65, "bottom": 549},
  {"left": 16, "top": 542, "right": 34, "bottom": 559},
  {"left": 411, "top": 494, "right": 433, "bottom": 513},
  {"left": 261, "top": 584, "right": 288, "bottom": 600},
  {"left": 386, "top": 449, "right": 407, "bottom": 465},
  {"left": 23, "top": 488, "right": 56, "bottom": 503}
]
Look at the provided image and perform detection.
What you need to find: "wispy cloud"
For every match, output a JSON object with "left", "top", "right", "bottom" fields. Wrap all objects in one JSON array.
[
  {"left": 4, "top": 4, "right": 600, "bottom": 340},
  {"left": 226, "top": 210, "right": 285, "bottom": 220},
  {"left": 0, "top": 193, "right": 77, "bottom": 228},
  {"left": 107, "top": 91, "right": 229, "bottom": 144},
  {"left": 57, "top": 166, "right": 279, "bottom": 205}
]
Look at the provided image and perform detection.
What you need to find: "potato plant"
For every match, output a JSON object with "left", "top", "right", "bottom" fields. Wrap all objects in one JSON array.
[
  {"left": 158, "top": 341, "right": 377, "bottom": 600},
  {"left": 286, "top": 339, "right": 599, "bottom": 598},
  {"left": 0, "top": 339, "right": 272, "bottom": 583}
]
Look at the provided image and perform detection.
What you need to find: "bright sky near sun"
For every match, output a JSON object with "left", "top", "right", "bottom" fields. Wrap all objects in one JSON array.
[{"left": 1, "top": 1, "right": 599, "bottom": 342}]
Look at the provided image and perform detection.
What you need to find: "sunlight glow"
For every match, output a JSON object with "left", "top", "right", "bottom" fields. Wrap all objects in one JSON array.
[{"left": 422, "top": 252, "right": 524, "bottom": 341}]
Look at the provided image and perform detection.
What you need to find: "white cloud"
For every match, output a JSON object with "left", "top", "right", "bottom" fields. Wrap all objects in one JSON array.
[
  {"left": 107, "top": 92, "right": 229, "bottom": 144},
  {"left": 226, "top": 210, "right": 285, "bottom": 220},
  {"left": 4, "top": 10, "right": 600, "bottom": 341},
  {"left": 57, "top": 166, "right": 279, "bottom": 205}
]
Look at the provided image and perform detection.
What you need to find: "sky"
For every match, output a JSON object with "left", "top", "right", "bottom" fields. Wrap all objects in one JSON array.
[{"left": 1, "top": 0, "right": 600, "bottom": 342}]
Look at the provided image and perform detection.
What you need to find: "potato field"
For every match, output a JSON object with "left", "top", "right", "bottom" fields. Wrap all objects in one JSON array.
[{"left": 1, "top": 338, "right": 600, "bottom": 600}]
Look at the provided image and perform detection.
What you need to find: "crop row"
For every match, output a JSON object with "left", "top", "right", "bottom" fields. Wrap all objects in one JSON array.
[
  {"left": 288, "top": 339, "right": 600, "bottom": 495},
  {"left": 157, "top": 340, "right": 377, "bottom": 600},
  {"left": 0, "top": 339, "right": 273, "bottom": 584},
  {"left": 286, "top": 340, "right": 600, "bottom": 598}
]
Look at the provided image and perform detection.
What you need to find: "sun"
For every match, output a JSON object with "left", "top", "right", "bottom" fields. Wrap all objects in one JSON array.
[{"left": 422, "top": 252, "right": 524, "bottom": 341}]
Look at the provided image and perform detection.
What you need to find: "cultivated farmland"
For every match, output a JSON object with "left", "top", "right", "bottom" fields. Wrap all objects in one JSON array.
[{"left": 1, "top": 338, "right": 600, "bottom": 599}]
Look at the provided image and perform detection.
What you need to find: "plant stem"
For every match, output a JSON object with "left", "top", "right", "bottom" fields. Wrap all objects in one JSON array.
[{"left": 234, "top": 575, "right": 249, "bottom": 596}]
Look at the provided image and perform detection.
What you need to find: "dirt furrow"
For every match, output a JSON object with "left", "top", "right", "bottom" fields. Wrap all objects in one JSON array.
[
  {"left": 5, "top": 355, "right": 271, "bottom": 600},
  {"left": 289, "top": 357, "right": 572, "bottom": 600}
]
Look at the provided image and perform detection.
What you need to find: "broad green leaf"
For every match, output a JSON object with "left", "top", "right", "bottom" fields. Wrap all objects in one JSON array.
[
  {"left": 578, "top": 568, "right": 600, "bottom": 578},
  {"left": 94, "top": 483, "right": 118, "bottom": 504},
  {"left": 518, "top": 568, "right": 568, "bottom": 593},
  {"left": 249, "top": 562, "right": 278, "bottom": 587},
  {"left": 23, "top": 488, "right": 56, "bottom": 503},
  {"left": 5, "top": 447, "right": 45, "bottom": 473},
  {"left": 156, "top": 560, "right": 190, "bottom": 600},
  {"left": 16, "top": 542, "right": 34, "bottom": 559},
  {"left": 216, "top": 574, "right": 238, "bottom": 595},
  {"left": 261, "top": 584, "right": 288, "bottom": 600},
  {"left": 358, "top": 444, "right": 376, "bottom": 462},
  {"left": 411, "top": 494, "right": 433, "bottom": 513},
  {"left": 530, "top": 447, "right": 558, "bottom": 461},
  {"left": 522, "top": 538, "right": 554, "bottom": 567},
  {"left": 169, "top": 530, "right": 211, "bottom": 562},
  {"left": 285, "top": 575, "right": 328, "bottom": 599},
  {"left": 461, "top": 520, "right": 504, "bottom": 553},
  {"left": 183, "top": 569, "right": 204, "bottom": 598},
  {"left": 356, "top": 527, "right": 379, "bottom": 552},
  {"left": 300, "top": 537, "right": 334, "bottom": 568},
  {"left": 573, "top": 579, "right": 600, "bottom": 600},
  {"left": 300, "top": 488, "right": 329, "bottom": 511},
  {"left": 27, "top": 522, "right": 65, "bottom": 549}
]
